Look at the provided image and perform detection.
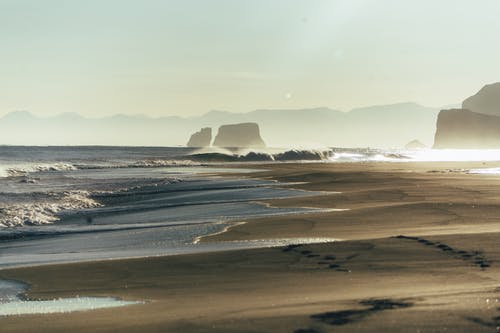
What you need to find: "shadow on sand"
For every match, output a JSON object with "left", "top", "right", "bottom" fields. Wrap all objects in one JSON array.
[{"left": 294, "top": 298, "right": 413, "bottom": 333}]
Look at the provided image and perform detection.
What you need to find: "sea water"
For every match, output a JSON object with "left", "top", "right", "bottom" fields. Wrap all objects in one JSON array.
[
  {"left": 0, "top": 146, "right": 339, "bottom": 269},
  {"left": 3, "top": 145, "right": 497, "bottom": 315},
  {"left": 0, "top": 279, "right": 140, "bottom": 316},
  {"left": 2, "top": 146, "right": 498, "bottom": 269}
]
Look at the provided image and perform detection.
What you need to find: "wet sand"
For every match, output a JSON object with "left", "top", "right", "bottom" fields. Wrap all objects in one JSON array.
[{"left": 3, "top": 161, "right": 500, "bottom": 332}]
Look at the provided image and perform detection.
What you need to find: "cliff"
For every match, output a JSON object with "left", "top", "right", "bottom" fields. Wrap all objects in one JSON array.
[
  {"left": 187, "top": 127, "right": 212, "bottom": 147},
  {"left": 462, "top": 82, "right": 500, "bottom": 116},
  {"left": 433, "top": 109, "right": 500, "bottom": 148},
  {"left": 433, "top": 82, "right": 500, "bottom": 148},
  {"left": 213, "top": 123, "right": 266, "bottom": 148}
]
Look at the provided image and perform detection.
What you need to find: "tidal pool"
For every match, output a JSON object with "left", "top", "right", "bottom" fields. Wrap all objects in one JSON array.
[{"left": 0, "top": 279, "right": 140, "bottom": 316}]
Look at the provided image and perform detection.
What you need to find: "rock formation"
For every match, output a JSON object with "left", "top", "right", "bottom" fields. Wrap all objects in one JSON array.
[
  {"left": 462, "top": 82, "right": 500, "bottom": 116},
  {"left": 433, "top": 83, "right": 500, "bottom": 148},
  {"left": 404, "top": 140, "right": 426, "bottom": 149},
  {"left": 213, "top": 123, "right": 266, "bottom": 148},
  {"left": 433, "top": 109, "right": 500, "bottom": 149},
  {"left": 187, "top": 127, "right": 212, "bottom": 147}
]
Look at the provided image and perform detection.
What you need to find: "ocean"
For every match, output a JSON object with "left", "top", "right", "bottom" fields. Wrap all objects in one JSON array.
[
  {"left": 0, "top": 146, "right": 338, "bottom": 269},
  {"left": 2, "top": 145, "right": 500, "bottom": 269}
]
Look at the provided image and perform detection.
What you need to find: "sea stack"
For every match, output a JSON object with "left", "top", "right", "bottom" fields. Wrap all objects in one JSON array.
[
  {"left": 187, "top": 127, "right": 212, "bottom": 147},
  {"left": 433, "top": 83, "right": 500, "bottom": 148},
  {"left": 404, "top": 139, "right": 426, "bottom": 149},
  {"left": 213, "top": 123, "right": 266, "bottom": 148}
]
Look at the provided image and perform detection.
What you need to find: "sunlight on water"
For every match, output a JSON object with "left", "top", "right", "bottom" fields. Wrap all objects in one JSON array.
[
  {"left": 406, "top": 149, "right": 500, "bottom": 162},
  {"left": 0, "top": 279, "right": 141, "bottom": 316},
  {"left": 0, "top": 297, "right": 141, "bottom": 316},
  {"left": 330, "top": 149, "right": 500, "bottom": 162},
  {"left": 468, "top": 167, "right": 500, "bottom": 175}
]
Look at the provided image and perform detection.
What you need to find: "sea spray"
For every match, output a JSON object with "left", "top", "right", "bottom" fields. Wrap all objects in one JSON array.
[{"left": 188, "top": 149, "right": 334, "bottom": 162}]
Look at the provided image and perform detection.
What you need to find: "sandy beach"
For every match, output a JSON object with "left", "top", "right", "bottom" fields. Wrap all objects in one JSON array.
[{"left": 3, "top": 161, "right": 500, "bottom": 332}]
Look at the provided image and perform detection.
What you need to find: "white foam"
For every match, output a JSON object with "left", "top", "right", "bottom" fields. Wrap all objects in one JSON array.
[
  {"left": 0, "top": 191, "right": 101, "bottom": 227},
  {"left": 3, "top": 163, "right": 78, "bottom": 178},
  {"left": 133, "top": 159, "right": 201, "bottom": 167}
]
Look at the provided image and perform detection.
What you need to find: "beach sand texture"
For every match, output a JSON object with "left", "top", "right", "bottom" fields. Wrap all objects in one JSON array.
[{"left": 2, "top": 162, "right": 500, "bottom": 332}]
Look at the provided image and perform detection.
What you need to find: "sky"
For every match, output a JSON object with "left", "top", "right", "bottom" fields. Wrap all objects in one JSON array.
[{"left": 1, "top": 0, "right": 500, "bottom": 118}]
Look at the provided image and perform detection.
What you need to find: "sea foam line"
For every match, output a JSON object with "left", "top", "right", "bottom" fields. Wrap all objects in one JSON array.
[
  {"left": 5, "top": 163, "right": 78, "bottom": 177},
  {"left": 0, "top": 191, "right": 101, "bottom": 227}
]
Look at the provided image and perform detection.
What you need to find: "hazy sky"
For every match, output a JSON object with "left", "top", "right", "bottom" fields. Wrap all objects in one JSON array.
[{"left": 2, "top": 0, "right": 500, "bottom": 118}]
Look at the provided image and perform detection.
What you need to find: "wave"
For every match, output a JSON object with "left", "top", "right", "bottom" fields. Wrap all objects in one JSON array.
[
  {"left": 188, "top": 149, "right": 333, "bottom": 162},
  {"left": 70, "top": 160, "right": 203, "bottom": 170},
  {"left": 0, "top": 191, "right": 101, "bottom": 227},
  {"left": 131, "top": 159, "right": 202, "bottom": 167},
  {"left": 0, "top": 176, "right": 183, "bottom": 228},
  {"left": 0, "top": 160, "right": 204, "bottom": 179},
  {"left": 4, "top": 163, "right": 78, "bottom": 178},
  {"left": 275, "top": 149, "right": 333, "bottom": 161}
]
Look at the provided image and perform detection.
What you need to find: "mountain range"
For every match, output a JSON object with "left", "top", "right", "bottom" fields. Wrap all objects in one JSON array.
[{"left": 0, "top": 103, "right": 443, "bottom": 147}]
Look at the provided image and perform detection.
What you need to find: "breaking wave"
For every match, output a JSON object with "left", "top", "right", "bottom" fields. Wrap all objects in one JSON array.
[
  {"left": 188, "top": 149, "right": 334, "bottom": 162},
  {"left": 4, "top": 163, "right": 78, "bottom": 178},
  {"left": 0, "top": 191, "right": 101, "bottom": 227},
  {"left": 132, "top": 159, "right": 202, "bottom": 167},
  {"left": 185, "top": 148, "right": 417, "bottom": 163},
  {"left": 329, "top": 149, "right": 411, "bottom": 162},
  {"left": 0, "top": 160, "right": 203, "bottom": 179}
]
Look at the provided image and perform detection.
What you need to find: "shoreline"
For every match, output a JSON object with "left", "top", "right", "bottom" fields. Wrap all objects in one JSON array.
[
  {"left": 192, "top": 221, "right": 247, "bottom": 245},
  {"left": 2, "top": 161, "right": 500, "bottom": 332},
  {"left": 0, "top": 166, "right": 333, "bottom": 269}
]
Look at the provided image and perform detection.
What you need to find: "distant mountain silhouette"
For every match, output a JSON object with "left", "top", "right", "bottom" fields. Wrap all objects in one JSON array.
[
  {"left": 0, "top": 102, "right": 439, "bottom": 147},
  {"left": 434, "top": 83, "right": 500, "bottom": 148},
  {"left": 196, "top": 103, "right": 439, "bottom": 148}
]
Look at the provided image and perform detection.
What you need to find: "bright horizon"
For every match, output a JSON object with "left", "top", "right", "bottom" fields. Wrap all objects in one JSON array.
[{"left": 2, "top": 0, "right": 500, "bottom": 118}]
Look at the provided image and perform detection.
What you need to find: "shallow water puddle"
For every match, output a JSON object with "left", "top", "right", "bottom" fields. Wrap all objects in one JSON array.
[
  {"left": 0, "top": 297, "right": 141, "bottom": 316},
  {"left": 0, "top": 279, "right": 140, "bottom": 316}
]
